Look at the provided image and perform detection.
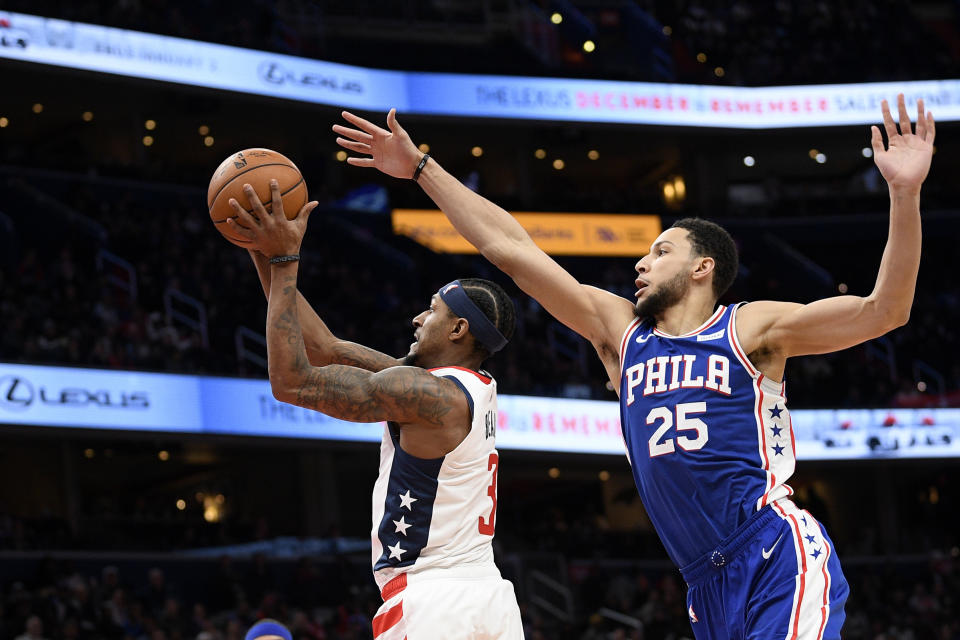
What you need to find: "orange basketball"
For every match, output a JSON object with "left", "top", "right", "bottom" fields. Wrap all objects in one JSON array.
[{"left": 207, "top": 148, "right": 308, "bottom": 247}]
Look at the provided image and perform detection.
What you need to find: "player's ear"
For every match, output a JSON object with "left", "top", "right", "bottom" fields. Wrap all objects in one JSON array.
[
  {"left": 691, "top": 256, "right": 715, "bottom": 282},
  {"left": 449, "top": 317, "right": 469, "bottom": 342}
]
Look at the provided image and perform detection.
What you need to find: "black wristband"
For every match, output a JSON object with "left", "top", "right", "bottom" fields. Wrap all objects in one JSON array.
[
  {"left": 268, "top": 254, "right": 300, "bottom": 265},
  {"left": 412, "top": 153, "right": 430, "bottom": 182}
]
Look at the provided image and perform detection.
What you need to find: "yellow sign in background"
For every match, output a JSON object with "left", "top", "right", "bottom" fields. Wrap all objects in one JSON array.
[{"left": 392, "top": 210, "right": 662, "bottom": 257}]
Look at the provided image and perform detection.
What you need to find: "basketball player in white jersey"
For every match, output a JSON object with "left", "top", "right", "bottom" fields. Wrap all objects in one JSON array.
[
  {"left": 225, "top": 183, "right": 524, "bottom": 640},
  {"left": 334, "top": 95, "right": 935, "bottom": 639}
]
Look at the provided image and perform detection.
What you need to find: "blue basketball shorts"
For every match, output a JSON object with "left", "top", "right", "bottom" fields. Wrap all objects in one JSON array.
[{"left": 680, "top": 500, "right": 849, "bottom": 640}]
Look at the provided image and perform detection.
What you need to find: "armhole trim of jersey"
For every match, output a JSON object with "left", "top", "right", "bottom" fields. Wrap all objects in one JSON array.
[
  {"left": 618, "top": 317, "right": 643, "bottom": 377},
  {"left": 440, "top": 375, "right": 474, "bottom": 420},
  {"left": 428, "top": 366, "right": 492, "bottom": 385},
  {"left": 727, "top": 302, "right": 760, "bottom": 379}
]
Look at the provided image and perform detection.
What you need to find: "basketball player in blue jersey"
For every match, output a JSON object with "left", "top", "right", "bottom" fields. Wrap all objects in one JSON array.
[
  {"left": 334, "top": 94, "right": 936, "bottom": 639},
  {"left": 224, "top": 183, "right": 524, "bottom": 640}
]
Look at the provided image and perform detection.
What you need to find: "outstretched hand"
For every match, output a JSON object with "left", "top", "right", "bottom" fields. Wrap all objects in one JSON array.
[
  {"left": 333, "top": 109, "right": 422, "bottom": 179},
  {"left": 225, "top": 180, "right": 318, "bottom": 258},
  {"left": 872, "top": 94, "right": 935, "bottom": 194}
]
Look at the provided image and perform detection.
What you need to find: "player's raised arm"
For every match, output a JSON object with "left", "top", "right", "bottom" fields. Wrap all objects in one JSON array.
[
  {"left": 333, "top": 110, "right": 635, "bottom": 354},
  {"left": 230, "top": 185, "right": 403, "bottom": 373},
  {"left": 738, "top": 94, "right": 935, "bottom": 364},
  {"left": 228, "top": 189, "right": 468, "bottom": 426}
]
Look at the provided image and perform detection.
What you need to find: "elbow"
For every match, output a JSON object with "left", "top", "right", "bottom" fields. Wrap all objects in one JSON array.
[
  {"left": 270, "top": 378, "right": 294, "bottom": 404},
  {"left": 890, "top": 308, "right": 910, "bottom": 330}
]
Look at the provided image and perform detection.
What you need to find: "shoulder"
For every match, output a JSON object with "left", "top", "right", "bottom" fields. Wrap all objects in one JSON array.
[
  {"left": 734, "top": 300, "right": 803, "bottom": 355},
  {"left": 582, "top": 285, "right": 637, "bottom": 349}
]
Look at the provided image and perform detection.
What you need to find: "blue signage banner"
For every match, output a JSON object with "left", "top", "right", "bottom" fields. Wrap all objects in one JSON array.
[
  {"left": 1, "top": 11, "right": 959, "bottom": 128},
  {"left": 1, "top": 363, "right": 958, "bottom": 460}
]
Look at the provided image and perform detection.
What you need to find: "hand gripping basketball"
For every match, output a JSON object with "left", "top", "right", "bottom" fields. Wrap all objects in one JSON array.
[{"left": 226, "top": 180, "right": 318, "bottom": 258}]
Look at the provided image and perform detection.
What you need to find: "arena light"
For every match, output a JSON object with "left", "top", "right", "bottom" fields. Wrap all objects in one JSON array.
[
  {"left": 808, "top": 148, "right": 819, "bottom": 159},
  {"left": 673, "top": 176, "right": 686, "bottom": 200},
  {"left": 598, "top": 470, "right": 610, "bottom": 482},
  {"left": 83, "top": 448, "right": 95, "bottom": 459},
  {"left": 198, "top": 125, "right": 210, "bottom": 136},
  {"left": 548, "top": 467, "right": 560, "bottom": 478},
  {"left": 471, "top": 146, "right": 483, "bottom": 157},
  {"left": 838, "top": 283, "right": 848, "bottom": 293},
  {"left": 552, "top": 158, "right": 565, "bottom": 170},
  {"left": 815, "top": 152, "right": 827, "bottom": 164},
  {"left": 587, "top": 149, "right": 599, "bottom": 160},
  {"left": 714, "top": 67, "right": 725, "bottom": 78},
  {"left": 418, "top": 143, "right": 430, "bottom": 153},
  {"left": 743, "top": 155, "right": 756, "bottom": 167},
  {"left": 335, "top": 150, "right": 347, "bottom": 162},
  {"left": 534, "top": 148, "right": 546, "bottom": 159},
  {"left": 0, "top": 117, "right": 8, "bottom": 128},
  {"left": 157, "top": 449, "right": 170, "bottom": 461},
  {"left": 176, "top": 499, "right": 186, "bottom": 511},
  {"left": 662, "top": 25, "right": 672, "bottom": 36},
  {"left": 861, "top": 147, "right": 873, "bottom": 158},
  {"left": 81, "top": 111, "right": 93, "bottom": 122},
  {"left": 583, "top": 40, "right": 596, "bottom": 53},
  {"left": 696, "top": 52, "right": 707, "bottom": 63},
  {"left": 203, "top": 135, "right": 214, "bottom": 147},
  {"left": 142, "top": 135, "right": 154, "bottom": 146},
  {"left": 550, "top": 12, "right": 563, "bottom": 24},
  {"left": 31, "top": 103, "right": 43, "bottom": 113},
  {"left": 145, "top": 119, "right": 156, "bottom": 130}
]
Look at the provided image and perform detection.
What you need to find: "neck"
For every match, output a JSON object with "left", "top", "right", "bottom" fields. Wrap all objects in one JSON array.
[{"left": 654, "top": 293, "right": 719, "bottom": 336}]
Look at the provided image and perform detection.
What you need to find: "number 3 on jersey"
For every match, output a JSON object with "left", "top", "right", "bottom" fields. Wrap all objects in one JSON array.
[
  {"left": 648, "top": 402, "right": 708, "bottom": 457},
  {"left": 478, "top": 452, "right": 499, "bottom": 535}
]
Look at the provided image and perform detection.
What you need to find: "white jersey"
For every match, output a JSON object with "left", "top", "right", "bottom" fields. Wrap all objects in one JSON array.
[{"left": 370, "top": 366, "right": 500, "bottom": 590}]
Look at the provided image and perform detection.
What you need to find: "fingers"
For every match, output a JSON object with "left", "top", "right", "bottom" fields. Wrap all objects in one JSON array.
[
  {"left": 242, "top": 183, "right": 271, "bottom": 219},
  {"left": 332, "top": 123, "right": 373, "bottom": 144},
  {"left": 926, "top": 111, "right": 936, "bottom": 144},
  {"left": 915, "top": 99, "right": 926, "bottom": 140},
  {"left": 346, "top": 157, "right": 376, "bottom": 168},
  {"left": 336, "top": 137, "right": 371, "bottom": 154},
  {"left": 228, "top": 197, "right": 261, "bottom": 227},
  {"left": 880, "top": 99, "right": 898, "bottom": 141},
  {"left": 270, "top": 179, "right": 283, "bottom": 218},
  {"left": 295, "top": 200, "right": 319, "bottom": 222},
  {"left": 225, "top": 218, "right": 256, "bottom": 240},
  {"left": 386, "top": 108, "right": 401, "bottom": 134},
  {"left": 896, "top": 93, "right": 912, "bottom": 135},
  {"left": 341, "top": 110, "right": 387, "bottom": 137},
  {"left": 870, "top": 125, "right": 884, "bottom": 156}
]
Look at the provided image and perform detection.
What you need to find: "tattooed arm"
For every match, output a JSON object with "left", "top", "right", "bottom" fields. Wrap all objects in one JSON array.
[
  {"left": 267, "top": 262, "right": 468, "bottom": 427},
  {"left": 248, "top": 248, "right": 401, "bottom": 371}
]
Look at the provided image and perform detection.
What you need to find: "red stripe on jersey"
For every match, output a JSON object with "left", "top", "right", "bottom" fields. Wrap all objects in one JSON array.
[
  {"left": 756, "top": 375, "right": 773, "bottom": 508},
  {"left": 380, "top": 573, "right": 407, "bottom": 601},
  {"left": 788, "top": 414, "right": 798, "bottom": 458},
  {"left": 773, "top": 501, "right": 808, "bottom": 640},
  {"left": 428, "top": 366, "right": 491, "bottom": 384},
  {"left": 815, "top": 514, "right": 833, "bottom": 640},
  {"left": 372, "top": 601, "right": 404, "bottom": 637}
]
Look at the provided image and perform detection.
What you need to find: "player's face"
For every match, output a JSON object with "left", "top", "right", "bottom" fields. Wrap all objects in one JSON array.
[
  {"left": 404, "top": 295, "right": 456, "bottom": 367},
  {"left": 633, "top": 228, "right": 696, "bottom": 318}
]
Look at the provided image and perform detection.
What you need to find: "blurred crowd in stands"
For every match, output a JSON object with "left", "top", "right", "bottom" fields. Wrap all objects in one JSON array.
[
  {"left": 0, "top": 549, "right": 957, "bottom": 639},
  {"left": 1, "top": 170, "right": 957, "bottom": 408}
]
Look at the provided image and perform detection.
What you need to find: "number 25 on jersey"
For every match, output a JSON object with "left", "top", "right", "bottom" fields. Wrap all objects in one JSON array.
[{"left": 647, "top": 402, "right": 709, "bottom": 457}]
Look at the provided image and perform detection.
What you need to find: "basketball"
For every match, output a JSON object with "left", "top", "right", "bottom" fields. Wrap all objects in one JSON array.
[{"left": 207, "top": 148, "right": 308, "bottom": 247}]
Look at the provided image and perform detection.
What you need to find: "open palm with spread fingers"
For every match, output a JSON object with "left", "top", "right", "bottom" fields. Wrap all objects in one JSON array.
[
  {"left": 333, "top": 109, "right": 422, "bottom": 179},
  {"left": 872, "top": 93, "right": 935, "bottom": 193}
]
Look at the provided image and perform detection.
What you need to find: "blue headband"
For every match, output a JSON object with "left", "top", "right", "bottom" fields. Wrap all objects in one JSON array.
[
  {"left": 438, "top": 280, "right": 508, "bottom": 354},
  {"left": 245, "top": 620, "right": 291, "bottom": 640}
]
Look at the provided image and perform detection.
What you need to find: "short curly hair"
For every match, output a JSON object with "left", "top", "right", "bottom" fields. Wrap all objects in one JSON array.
[{"left": 670, "top": 218, "right": 739, "bottom": 298}]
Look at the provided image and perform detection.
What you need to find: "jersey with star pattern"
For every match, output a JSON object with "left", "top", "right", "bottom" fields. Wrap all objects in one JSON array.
[
  {"left": 618, "top": 303, "right": 797, "bottom": 568},
  {"left": 370, "top": 366, "right": 500, "bottom": 589}
]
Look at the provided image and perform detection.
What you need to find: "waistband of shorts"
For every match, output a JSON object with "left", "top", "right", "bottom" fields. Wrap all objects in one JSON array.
[
  {"left": 680, "top": 505, "right": 779, "bottom": 585},
  {"left": 379, "top": 564, "right": 503, "bottom": 600}
]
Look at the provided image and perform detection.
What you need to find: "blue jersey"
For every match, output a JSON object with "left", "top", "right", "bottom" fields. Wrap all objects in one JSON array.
[{"left": 619, "top": 303, "right": 796, "bottom": 568}]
